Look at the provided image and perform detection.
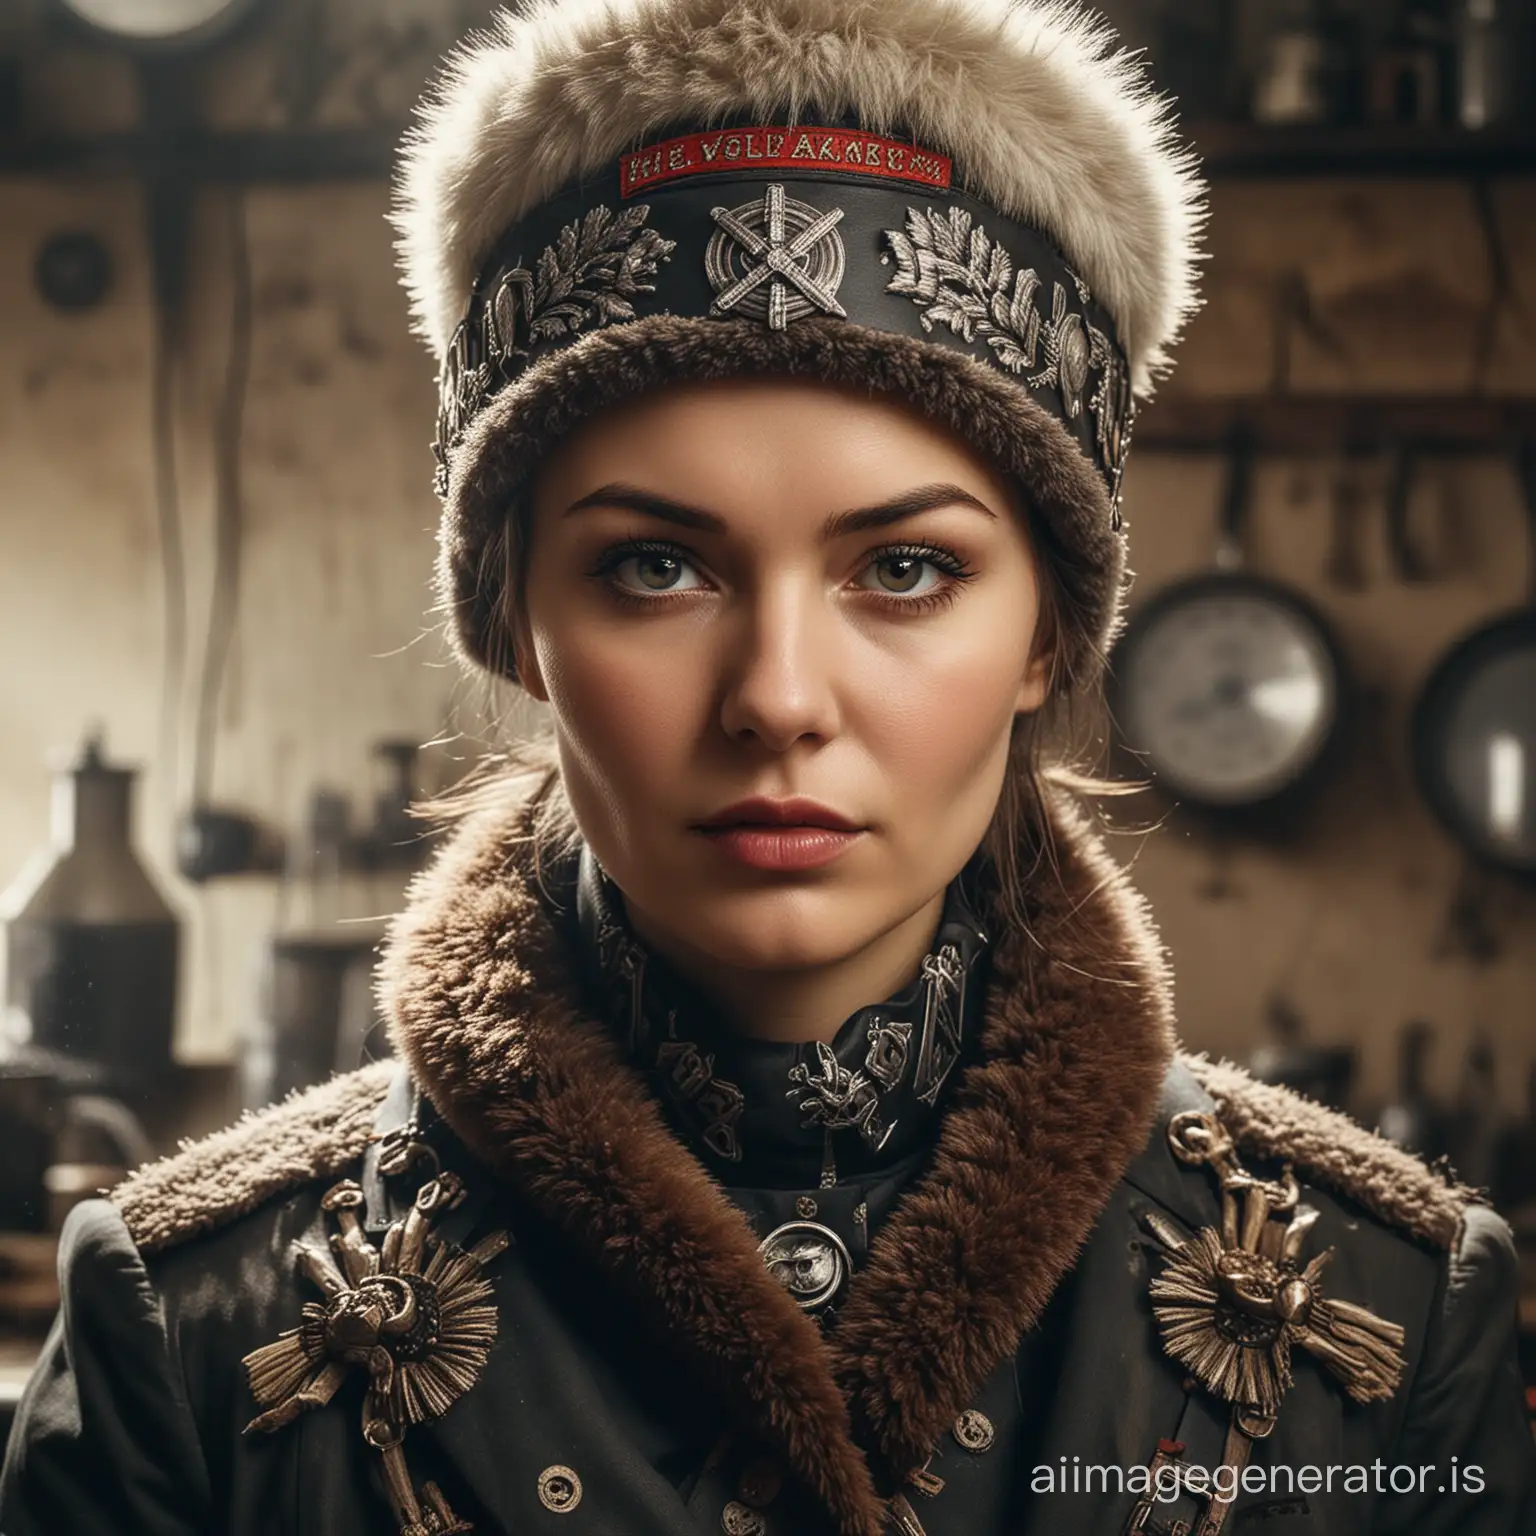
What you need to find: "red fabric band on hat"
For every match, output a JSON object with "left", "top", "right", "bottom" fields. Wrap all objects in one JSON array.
[{"left": 620, "top": 126, "right": 952, "bottom": 197}]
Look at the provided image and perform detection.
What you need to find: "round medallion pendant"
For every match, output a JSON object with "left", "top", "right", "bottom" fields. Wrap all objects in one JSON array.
[
  {"left": 537, "top": 1465, "right": 582, "bottom": 1512},
  {"left": 757, "top": 1220, "right": 851, "bottom": 1312},
  {"left": 721, "top": 1500, "right": 767, "bottom": 1535}
]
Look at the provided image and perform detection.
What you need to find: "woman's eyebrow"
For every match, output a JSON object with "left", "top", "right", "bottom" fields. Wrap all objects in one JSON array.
[{"left": 562, "top": 482, "right": 998, "bottom": 537}]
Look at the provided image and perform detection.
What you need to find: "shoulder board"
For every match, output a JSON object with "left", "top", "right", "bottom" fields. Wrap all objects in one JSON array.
[
  {"left": 111, "top": 1060, "right": 396, "bottom": 1254},
  {"left": 1181, "top": 1052, "right": 1478, "bottom": 1251}
]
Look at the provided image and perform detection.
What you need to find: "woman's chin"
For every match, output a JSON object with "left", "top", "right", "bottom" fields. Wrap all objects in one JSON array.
[{"left": 668, "top": 900, "right": 868, "bottom": 976}]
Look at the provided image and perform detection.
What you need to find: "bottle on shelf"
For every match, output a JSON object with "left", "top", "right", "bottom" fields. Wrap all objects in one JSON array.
[
  {"left": 1455, "top": 0, "right": 1512, "bottom": 131},
  {"left": 1367, "top": 1, "right": 1451, "bottom": 126},
  {"left": 1251, "top": 0, "right": 1362, "bottom": 126}
]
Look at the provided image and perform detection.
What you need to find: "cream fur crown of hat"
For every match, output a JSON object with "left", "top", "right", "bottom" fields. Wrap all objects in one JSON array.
[{"left": 390, "top": 0, "right": 1207, "bottom": 688}]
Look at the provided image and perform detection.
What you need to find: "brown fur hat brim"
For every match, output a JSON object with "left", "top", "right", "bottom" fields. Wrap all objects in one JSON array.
[{"left": 440, "top": 311, "right": 1123, "bottom": 689}]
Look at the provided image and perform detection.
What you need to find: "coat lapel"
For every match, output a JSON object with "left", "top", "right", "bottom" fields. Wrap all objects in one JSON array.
[
  {"left": 824, "top": 796, "right": 1175, "bottom": 1482},
  {"left": 378, "top": 775, "right": 1175, "bottom": 1534}
]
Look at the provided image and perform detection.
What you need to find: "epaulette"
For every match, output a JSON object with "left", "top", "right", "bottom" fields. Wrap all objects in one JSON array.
[
  {"left": 1182, "top": 1052, "right": 1480, "bottom": 1251},
  {"left": 111, "top": 1060, "right": 395, "bottom": 1254}
]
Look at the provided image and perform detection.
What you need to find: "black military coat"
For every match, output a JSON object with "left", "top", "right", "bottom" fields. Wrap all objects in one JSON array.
[{"left": 3, "top": 782, "right": 1532, "bottom": 1536}]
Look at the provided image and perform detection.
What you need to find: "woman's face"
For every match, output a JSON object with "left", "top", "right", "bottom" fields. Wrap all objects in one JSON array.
[{"left": 515, "top": 377, "right": 1049, "bottom": 977}]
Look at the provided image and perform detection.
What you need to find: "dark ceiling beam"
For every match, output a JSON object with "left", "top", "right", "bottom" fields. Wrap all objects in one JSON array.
[
  {"left": 0, "top": 127, "right": 398, "bottom": 180},
  {"left": 3, "top": 121, "right": 1536, "bottom": 185},
  {"left": 1136, "top": 396, "right": 1536, "bottom": 455},
  {"left": 1191, "top": 123, "right": 1536, "bottom": 179}
]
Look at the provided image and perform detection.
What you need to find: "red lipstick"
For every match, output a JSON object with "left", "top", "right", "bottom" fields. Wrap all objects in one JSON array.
[{"left": 693, "top": 796, "right": 865, "bottom": 871}]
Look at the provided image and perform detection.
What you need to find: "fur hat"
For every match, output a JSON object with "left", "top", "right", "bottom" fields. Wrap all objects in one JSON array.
[{"left": 391, "top": 0, "right": 1206, "bottom": 688}]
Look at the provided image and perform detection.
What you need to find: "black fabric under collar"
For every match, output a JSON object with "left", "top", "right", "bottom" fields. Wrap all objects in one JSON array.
[{"left": 572, "top": 843, "right": 993, "bottom": 1189}]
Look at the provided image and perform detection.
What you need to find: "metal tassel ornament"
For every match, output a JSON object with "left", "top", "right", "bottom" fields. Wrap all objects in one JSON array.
[
  {"left": 1147, "top": 1112, "right": 1406, "bottom": 1421},
  {"left": 242, "top": 1171, "right": 509, "bottom": 1536}
]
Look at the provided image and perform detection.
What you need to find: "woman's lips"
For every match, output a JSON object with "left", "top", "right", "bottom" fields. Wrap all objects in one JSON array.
[{"left": 696, "top": 824, "right": 863, "bottom": 870}]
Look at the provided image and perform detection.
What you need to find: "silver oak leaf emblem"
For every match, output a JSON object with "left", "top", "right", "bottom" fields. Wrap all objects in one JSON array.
[
  {"left": 881, "top": 204, "right": 1132, "bottom": 506},
  {"left": 434, "top": 203, "right": 676, "bottom": 492},
  {"left": 492, "top": 202, "right": 677, "bottom": 351}
]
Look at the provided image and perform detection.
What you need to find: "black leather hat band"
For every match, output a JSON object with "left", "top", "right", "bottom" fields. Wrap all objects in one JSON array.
[{"left": 433, "top": 124, "right": 1134, "bottom": 513}]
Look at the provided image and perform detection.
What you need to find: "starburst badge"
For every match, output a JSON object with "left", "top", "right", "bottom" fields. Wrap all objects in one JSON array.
[
  {"left": 242, "top": 1171, "right": 509, "bottom": 1536},
  {"left": 705, "top": 183, "right": 847, "bottom": 331},
  {"left": 1146, "top": 1111, "right": 1405, "bottom": 1424}
]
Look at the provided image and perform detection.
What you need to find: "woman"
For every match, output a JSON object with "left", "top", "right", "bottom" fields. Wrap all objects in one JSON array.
[{"left": 3, "top": 1, "right": 1531, "bottom": 1533}]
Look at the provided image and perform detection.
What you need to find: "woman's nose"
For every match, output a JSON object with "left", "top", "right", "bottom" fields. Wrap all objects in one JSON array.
[{"left": 716, "top": 580, "right": 842, "bottom": 750}]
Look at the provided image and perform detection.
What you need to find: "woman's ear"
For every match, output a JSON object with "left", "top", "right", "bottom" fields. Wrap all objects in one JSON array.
[
  {"left": 507, "top": 604, "right": 550, "bottom": 703},
  {"left": 1014, "top": 647, "right": 1053, "bottom": 715}
]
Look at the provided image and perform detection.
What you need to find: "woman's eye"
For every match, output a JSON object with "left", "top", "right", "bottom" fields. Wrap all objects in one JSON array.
[
  {"left": 594, "top": 540, "right": 970, "bottom": 608},
  {"left": 857, "top": 553, "right": 944, "bottom": 597},
  {"left": 610, "top": 549, "right": 703, "bottom": 593}
]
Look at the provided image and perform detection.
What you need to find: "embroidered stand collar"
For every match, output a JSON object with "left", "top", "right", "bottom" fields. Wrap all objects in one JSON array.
[
  {"left": 573, "top": 843, "right": 992, "bottom": 1189},
  {"left": 379, "top": 774, "right": 1176, "bottom": 1536}
]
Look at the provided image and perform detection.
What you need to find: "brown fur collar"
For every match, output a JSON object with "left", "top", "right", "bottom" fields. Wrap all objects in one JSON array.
[{"left": 376, "top": 775, "right": 1176, "bottom": 1533}]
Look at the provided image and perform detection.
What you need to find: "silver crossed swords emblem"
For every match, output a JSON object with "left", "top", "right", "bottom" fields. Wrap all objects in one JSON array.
[{"left": 704, "top": 183, "right": 849, "bottom": 330}]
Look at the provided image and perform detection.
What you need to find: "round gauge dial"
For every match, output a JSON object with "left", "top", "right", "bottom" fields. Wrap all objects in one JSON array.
[
  {"left": 1413, "top": 610, "right": 1536, "bottom": 877},
  {"left": 1111, "top": 574, "right": 1346, "bottom": 811},
  {"left": 55, "top": 0, "right": 256, "bottom": 44}
]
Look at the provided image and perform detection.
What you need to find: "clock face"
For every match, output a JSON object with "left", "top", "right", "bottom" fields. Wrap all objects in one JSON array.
[
  {"left": 1414, "top": 613, "right": 1536, "bottom": 874},
  {"left": 1115, "top": 578, "right": 1342, "bottom": 809},
  {"left": 58, "top": 0, "right": 249, "bottom": 42}
]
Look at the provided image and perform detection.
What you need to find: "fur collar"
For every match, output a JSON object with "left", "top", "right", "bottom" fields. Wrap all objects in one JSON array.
[{"left": 377, "top": 772, "right": 1175, "bottom": 1535}]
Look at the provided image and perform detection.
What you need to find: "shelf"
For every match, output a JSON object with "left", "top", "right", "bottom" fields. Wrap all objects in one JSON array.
[
  {"left": 0, "top": 128, "right": 397, "bottom": 182},
  {"left": 1192, "top": 122, "right": 1536, "bottom": 178},
  {"left": 2, "top": 119, "right": 1533, "bottom": 185},
  {"left": 1135, "top": 395, "right": 1536, "bottom": 455}
]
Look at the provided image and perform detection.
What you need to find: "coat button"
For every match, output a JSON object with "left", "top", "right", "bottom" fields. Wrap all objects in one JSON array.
[
  {"left": 952, "top": 1408, "right": 995, "bottom": 1453},
  {"left": 538, "top": 1465, "right": 583, "bottom": 1512},
  {"left": 736, "top": 1456, "right": 783, "bottom": 1509},
  {"left": 721, "top": 1499, "right": 767, "bottom": 1534}
]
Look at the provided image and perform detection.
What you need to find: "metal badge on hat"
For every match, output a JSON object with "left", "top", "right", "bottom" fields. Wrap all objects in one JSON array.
[
  {"left": 433, "top": 203, "right": 676, "bottom": 494},
  {"left": 434, "top": 126, "right": 1137, "bottom": 516},
  {"left": 242, "top": 1168, "right": 509, "bottom": 1536},
  {"left": 880, "top": 204, "right": 1134, "bottom": 516},
  {"left": 1146, "top": 1111, "right": 1406, "bottom": 1424},
  {"left": 705, "top": 183, "right": 848, "bottom": 330}
]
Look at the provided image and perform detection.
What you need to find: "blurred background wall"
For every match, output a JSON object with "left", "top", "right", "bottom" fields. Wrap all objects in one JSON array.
[
  {"left": 0, "top": 0, "right": 1533, "bottom": 1407},
  {"left": 0, "top": 2, "right": 527, "bottom": 1084},
  {"left": 1109, "top": 175, "right": 1536, "bottom": 1116}
]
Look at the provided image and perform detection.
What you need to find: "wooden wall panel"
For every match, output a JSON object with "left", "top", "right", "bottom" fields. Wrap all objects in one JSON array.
[{"left": 1174, "top": 179, "right": 1509, "bottom": 398}]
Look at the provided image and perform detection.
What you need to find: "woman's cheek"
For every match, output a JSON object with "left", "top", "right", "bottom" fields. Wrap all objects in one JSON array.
[
  {"left": 868, "top": 642, "right": 1023, "bottom": 790},
  {"left": 547, "top": 631, "right": 700, "bottom": 787}
]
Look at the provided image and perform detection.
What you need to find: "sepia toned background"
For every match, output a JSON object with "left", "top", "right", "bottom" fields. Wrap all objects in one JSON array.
[{"left": 1, "top": 0, "right": 1534, "bottom": 1426}]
